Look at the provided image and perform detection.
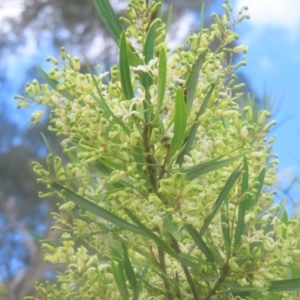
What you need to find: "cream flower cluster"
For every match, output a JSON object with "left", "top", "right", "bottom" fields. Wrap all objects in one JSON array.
[{"left": 20, "top": 0, "right": 300, "bottom": 299}]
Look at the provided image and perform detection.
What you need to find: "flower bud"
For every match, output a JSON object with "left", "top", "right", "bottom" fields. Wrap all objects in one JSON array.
[
  {"left": 30, "top": 110, "right": 44, "bottom": 124},
  {"left": 59, "top": 201, "right": 76, "bottom": 212},
  {"left": 211, "top": 13, "right": 222, "bottom": 26},
  {"left": 150, "top": 2, "right": 162, "bottom": 14},
  {"left": 152, "top": 215, "right": 163, "bottom": 227},
  {"left": 222, "top": 15, "right": 228, "bottom": 26},
  {"left": 243, "top": 106, "right": 252, "bottom": 122},
  {"left": 232, "top": 83, "right": 245, "bottom": 91},
  {"left": 173, "top": 172, "right": 186, "bottom": 190},
  {"left": 42, "top": 243, "right": 55, "bottom": 252},
  {"left": 233, "top": 45, "right": 248, "bottom": 53},
  {"left": 244, "top": 212, "right": 255, "bottom": 223},
  {"left": 41, "top": 84, "right": 52, "bottom": 97},
  {"left": 60, "top": 47, "right": 67, "bottom": 60},
  {"left": 48, "top": 70, "right": 61, "bottom": 80},
  {"left": 229, "top": 257, "right": 240, "bottom": 271},
  {"left": 73, "top": 56, "right": 81, "bottom": 71},
  {"left": 54, "top": 156, "right": 62, "bottom": 173},
  {"left": 108, "top": 170, "right": 127, "bottom": 183},
  {"left": 16, "top": 100, "right": 30, "bottom": 108},
  {"left": 150, "top": 127, "right": 160, "bottom": 144},
  {"left": 240, "top": 126, "right": 248, "bottom": 139},
  {"left": 44, "top": 253, "right": 58, "bottom": 263},
  {"left": 38, "top": 191, "right": 54, "bottom": 198},
  {"left": 86, "top": 267, "right": 97, "bottom": 281},
  {"left": 46, "top": 56, "right": 59, "bottom": 65},
  {"left": 263, "top": 120, "right": 276, "bottom": 132},
  {"left": 149, "top": 193, "right": 162, "bottom": 205},
  {"left": 31, "top": 79, "right": 40, "bottom": 95},
  {"left": 258, "top": 110, "right": 271, "bottom": 125},
  {"left": 200, "top": 35, "right": 209, "bottom": 48},
  {"left": 268, "top": 255, "right": 280, "bottom": 266},
  {"left": 280, "top": 256, "right": 292, "bottom": 266}
]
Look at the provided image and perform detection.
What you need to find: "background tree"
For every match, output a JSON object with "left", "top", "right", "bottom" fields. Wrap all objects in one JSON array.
[{"left": 0, "top": 104, "right": 67, "bottom": 299}]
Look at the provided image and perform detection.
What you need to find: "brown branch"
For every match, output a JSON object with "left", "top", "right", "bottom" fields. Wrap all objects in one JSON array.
[
  {"left": 158, "top": 246, "right": 174, "bottom": 300},
  {"left": 142, "top": 123, "right": 158, "bottom": 193},
  {"left": 204, "top": 264, "right": 229, "bottom": 300},
  {"left": 171, "top": 236, "right": 200, "bottom": 300},
  {"left": 175, "top": 272, "right": 182, "bottom": 300}
]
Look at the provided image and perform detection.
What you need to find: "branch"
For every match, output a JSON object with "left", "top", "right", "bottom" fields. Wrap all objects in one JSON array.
[
  {"left": 158, "top": 246, "right": 174, "bottom": 300},
  {"left": 142, "top": 123, "right": 158, "bottom": 193},
  {"left": 171, "top": 236, "right": 200, "bottom": 300},
  {"left": 204, "top": 264, "right": 229, "bottom": 300}
]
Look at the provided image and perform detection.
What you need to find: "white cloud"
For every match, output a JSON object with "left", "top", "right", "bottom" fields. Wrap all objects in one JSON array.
[
  {"left": 0, "top": 0, "right": 23, "bottom": 22},
  {"left": 235, "top": 0, "right": 300, "bottom": 40}
]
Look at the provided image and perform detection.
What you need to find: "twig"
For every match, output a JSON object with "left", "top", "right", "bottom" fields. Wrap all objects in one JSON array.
[
  {"left": 204, "top": 264, "right": 229, "bottom": 300},
  {"left": 171, "top": 236, "right": 200, "bottom": 300},
  {"left": 158, "top": 246, "right": 174, "bottom": 300}
]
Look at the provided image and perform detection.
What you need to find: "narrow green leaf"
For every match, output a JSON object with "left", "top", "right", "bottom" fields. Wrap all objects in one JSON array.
[
  {"left": 221, "top": 209, "right": 231, "bottom": 255},
  {"left": 223, "top": 281, "right": 266, "bottom": 293},
  {"left": 25, "top": 227, "right": 57, "bottom": 248},
  {"left": 197, "top": 3, "right": 205, "bottom": 50},
  {"left": 40, "top": 132, "right": 54, "bottom": 156},
  {"left": 127, "top": 47, "right": 142, "bottom": 67},
  {"left": 234, "top": 156, "right": 248, "bottom": 251},
  {"left": 100, "top": 157, "right": 127, "bottom": 172},
  {"left": 63, "top": 146, "right": 80, "bottom": 164},
  {"left": 133, "top": 264, "right": 150, "bottom": 300},
  {"left": 185, "top": 55, "right": 205, "bottom": 115},
  {"left": 185, "top": 225, "right": 216, "bottom": 263},
  {"left": 144, "top": 23, "right": 157, "bottom": 64},
  {"left": 176, "top": 84, "right": 215, "bottom": 166},
  {"left": 178, "top": 253, "right": 201, "bottom": 270},
  {"left": 156, "top": 47, "right": 167, "bottom": 119},
  {"left": 111, "top": 261, "right": 129, "bottom": 300},
  {"left": 200, "top": 166, "right": 241, "bottom": 236},
  {"left": 165, "top": 4, "right": 173, "bottom": 35},
  {"left": 274, "top": 198, "right": 287, "bottom": 221},
  {"left": 269, "top": 279, "right": 300, "bottom": 292},
  {"left": 93, "top": 161, "right": 113, "bottom": 177},
  {"left": 36, "top": 66, "right": 75, "bottom": 101},
  {"left": 252, "top": 167, "right": 266, "bottom": 207},
  {"left": 50, "top": 183, "right": 146, "bottom": 236},
  {"left": 123, "top": 243, "right": 137, "bottom": 291},
  {"left": 120, "top": 32, "right": 134, "bottom": 100},
  {"left": 169, "top": 89, "right": 187, "bottom": 158},
  {"left": 163, "top": 214, "right": 181, "bottom": 241},
  {"left": 92, "top": 0, "right": 123, "bottom": 43},
  {"left": 281, "top": 209, "right": 289, "bottom": 224},
  {"left": 241, "top": 156, "right": 249, "bottom": 193},
  {"left": 124, "top": 208, "right": 177, "bottom": 258},
  {"left": 110, "top": 242, "right": 124, "bottom": 262},
  {"left": 288, "top": 267, "right": 300, "bottom": 280},
  {"left": 183, "top": 152, "right": 245, "bottom": 181},
  {"left": 140, "top": 23, "right": 157, "bottom": 123},
  {"left": 140, "top": 74, "right": 151, "bottom": 123}
]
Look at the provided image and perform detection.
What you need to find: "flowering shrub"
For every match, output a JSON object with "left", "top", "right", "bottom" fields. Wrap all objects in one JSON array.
[{"left": 17, "top": 0, "right": 300, "bottom": 299}]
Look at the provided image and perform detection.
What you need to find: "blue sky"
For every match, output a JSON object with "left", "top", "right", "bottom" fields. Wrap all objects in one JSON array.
[
  {"left": 1, "top": 0, "right": 300, "bottom": 206},
  {"left": 232, "top": 0, "right": 300, "bottom": 205}
]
